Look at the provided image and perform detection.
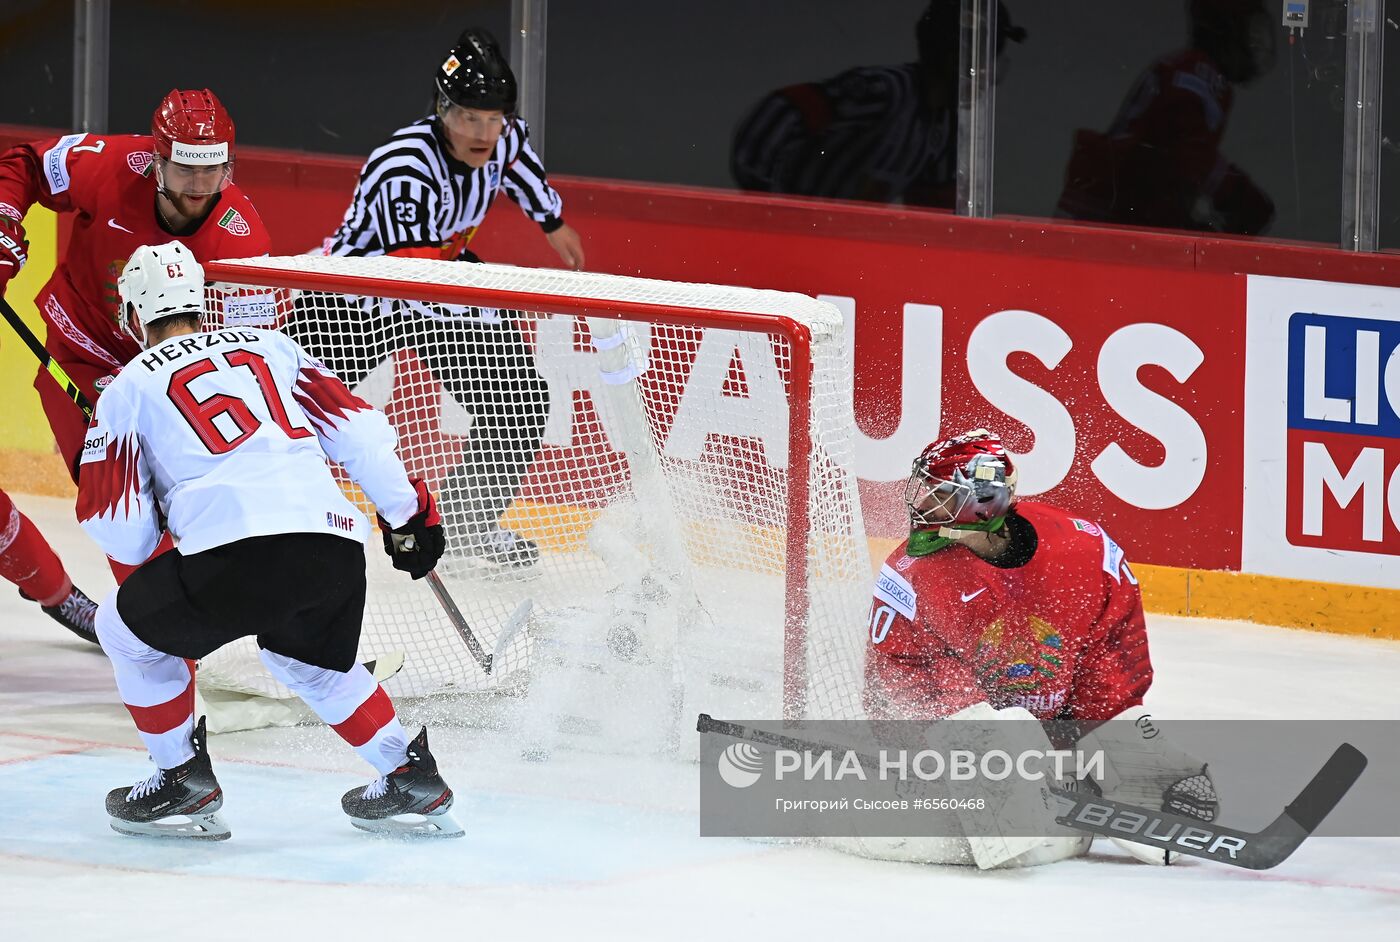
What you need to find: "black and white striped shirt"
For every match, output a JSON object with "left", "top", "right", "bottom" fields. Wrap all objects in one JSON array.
[
  {"left": 325, "top": 115, "right": 563, "bottom": 259},
  {"left": 730, "top": 64, "right": 953, "bottom": 207}
]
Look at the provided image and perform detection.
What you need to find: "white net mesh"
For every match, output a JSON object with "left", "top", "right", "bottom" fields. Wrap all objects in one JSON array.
[{"left": 198, "top": 255, "right": 871, "bottom": 722}]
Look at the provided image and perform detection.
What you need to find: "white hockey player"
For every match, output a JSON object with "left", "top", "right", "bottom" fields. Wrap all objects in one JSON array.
[{"left": 79, "top": 242, "right": 459, "bottom": 840}]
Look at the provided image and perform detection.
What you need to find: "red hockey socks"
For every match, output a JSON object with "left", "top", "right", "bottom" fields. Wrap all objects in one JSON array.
[
  {"left": 258, "top": 650, "right": 409, "bottom": 774},
  {"left": 94, "top": 594, "right": 197, "bottom": 768},
  {"left": 0, "top": 488, "right": 72, "bottom": 607}
]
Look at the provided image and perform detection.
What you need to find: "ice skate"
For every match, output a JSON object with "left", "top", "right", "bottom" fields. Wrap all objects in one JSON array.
[
  {"left": 106, "top": 716, "right": 229, "bottom": 841},
  {"left": 342, "top": 726, "right": 463, "bottom": 838},
  {"left": 459, "top": 523, "right": 540, "bottom": 570},
  {"left": 21, "top": 585, "right": 101, "bottom": 646}
]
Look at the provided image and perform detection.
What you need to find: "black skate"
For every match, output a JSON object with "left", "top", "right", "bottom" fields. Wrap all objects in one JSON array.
[
  {"left": 20, "top": 585, "right": 101, "bottom": 646},
  {"left": 341, "top": 726, "right": 463, "bottom": 838},
  {"left": 106, "top": 716, "right": 229, "bottom": 841},
  {"left": 462, "top": 524, "right": 540, "bottom": 569}
]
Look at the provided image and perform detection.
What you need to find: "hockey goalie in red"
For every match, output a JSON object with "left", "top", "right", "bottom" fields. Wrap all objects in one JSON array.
[
  {"left": 865, "top": 430, "right": 1150, "bottom": 723},
  {"left": 0, "top": 89, "right": 270, "bottom": 483},
  {"left": 77, "top": 243, "right": 458, "bottom": 841},
  {"left": 856, "top": 429, "right": 1218, "bottom": 869}
]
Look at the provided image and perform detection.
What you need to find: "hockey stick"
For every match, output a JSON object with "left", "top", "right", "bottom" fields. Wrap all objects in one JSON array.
[
  {"left": 425, "top": 568, "right": 495, "bottom": 674},
  {"left": 8, "top": 284, "right": 499, "bottom": 681},
  {"left": 0, "top": 295, "right": 94, "bottom": 420},
  {"left": 696, "top": 713, "right": 1367, "bottom": 871}
]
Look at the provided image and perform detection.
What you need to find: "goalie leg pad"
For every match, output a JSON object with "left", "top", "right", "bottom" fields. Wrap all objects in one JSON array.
[{"left": 941, "top": 704, "right": 1087, "bottom": 870}]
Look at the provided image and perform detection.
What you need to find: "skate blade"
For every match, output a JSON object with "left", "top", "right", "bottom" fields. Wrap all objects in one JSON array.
[
  {"left": 110, "top": 811, "right": 231, "bottom": 841},
  {"left": 443, "top": 553, "right": 542, "bottom": 582},
  {"left": 348, "top": 808, "right": 464, "bottom": 839}
]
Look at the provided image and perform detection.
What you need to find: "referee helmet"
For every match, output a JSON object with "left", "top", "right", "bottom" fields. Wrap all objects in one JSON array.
[{"left": 436, "top": 28, "right": 517, "bottom": 115}]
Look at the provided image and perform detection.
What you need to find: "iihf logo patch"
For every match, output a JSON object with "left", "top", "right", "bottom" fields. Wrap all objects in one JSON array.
[
  {"left": 487, "top": 162, "right": 500, "bottom": 188},
  {"left": 127, "top": 151, "right": 154, "bottom": 176}
]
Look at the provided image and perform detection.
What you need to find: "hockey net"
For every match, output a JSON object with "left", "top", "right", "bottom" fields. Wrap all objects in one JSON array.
[{"left": 197, "top": 255, "right": 871, "bottom": 728}]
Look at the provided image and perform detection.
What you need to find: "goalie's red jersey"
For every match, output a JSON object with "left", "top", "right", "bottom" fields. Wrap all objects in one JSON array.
[
  {"left": 863, "top": 501, "right": 1152, "bottom": 722},
  {"left": 0, "top": 132, "right": 270, "bottom": 371}
]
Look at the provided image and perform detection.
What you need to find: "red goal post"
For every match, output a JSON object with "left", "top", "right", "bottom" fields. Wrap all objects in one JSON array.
[{"left": 199, "top": 255, "right": 870, "bottom": 722}]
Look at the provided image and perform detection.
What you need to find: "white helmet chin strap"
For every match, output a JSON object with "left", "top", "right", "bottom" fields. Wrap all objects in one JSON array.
[{"left": 118, "top": 303, "right": 146, "bottom": 349}]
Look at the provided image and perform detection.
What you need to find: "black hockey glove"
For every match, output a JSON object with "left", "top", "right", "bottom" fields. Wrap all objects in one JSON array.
[{"left": 379, "top": 479, "right": 445, "bottom": 580}]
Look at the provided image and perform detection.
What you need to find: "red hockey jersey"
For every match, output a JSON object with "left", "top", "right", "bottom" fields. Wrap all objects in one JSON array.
[
  {"left": 863, "top": 501, "right": 1152, "bottom": 722},
  {"left": 0, "top": 132, "right": 270, "bottom": 368},
  {"left": 1055, "top": 49, "right": 1272, "bottom": 235}
]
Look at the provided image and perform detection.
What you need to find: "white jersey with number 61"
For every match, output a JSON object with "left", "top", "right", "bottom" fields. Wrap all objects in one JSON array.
[{"left": 77, "top": 326, "right": 420, "bottom": 567}]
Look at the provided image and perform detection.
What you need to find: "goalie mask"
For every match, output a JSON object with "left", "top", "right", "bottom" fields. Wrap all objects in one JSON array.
[
  {"left": 117, "top": 242, "right": 205, "bottom": 348},
  {"left": 905, "top": 429, "right": 1018, "bottom": 532}
]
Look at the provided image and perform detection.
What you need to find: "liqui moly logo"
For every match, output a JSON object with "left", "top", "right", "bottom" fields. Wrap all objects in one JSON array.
[{"left": 1285, "top": 312, "right": 1400, "bottom": 555}]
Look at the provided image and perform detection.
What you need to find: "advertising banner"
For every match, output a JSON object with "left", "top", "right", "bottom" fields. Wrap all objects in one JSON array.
[{"left": 1245, "top": 276, "right": 1400, "bottom": 589}]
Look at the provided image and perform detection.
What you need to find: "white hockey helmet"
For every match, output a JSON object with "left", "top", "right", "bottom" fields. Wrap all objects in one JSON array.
[{"left": 116, "top": 241, "right": 205, "bottom": 346}]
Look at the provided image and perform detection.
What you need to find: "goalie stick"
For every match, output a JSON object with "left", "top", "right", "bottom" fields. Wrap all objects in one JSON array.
[{"left": 696, "top": 713, "right": 1366, "bottom": 871}]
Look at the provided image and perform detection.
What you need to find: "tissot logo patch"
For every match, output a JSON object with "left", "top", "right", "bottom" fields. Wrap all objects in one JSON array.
[{"left": 81, "top": 427, "right": 108, "bottom": 465}]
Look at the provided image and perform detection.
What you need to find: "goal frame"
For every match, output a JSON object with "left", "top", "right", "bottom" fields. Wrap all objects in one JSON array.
[{"left": 203, "top": 259, "right": 821, "bottom": 720}]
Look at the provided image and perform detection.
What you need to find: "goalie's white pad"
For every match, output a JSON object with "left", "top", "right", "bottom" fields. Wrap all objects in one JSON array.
[
  {"left": 945, "top": 703, "right": 1088, "bottom": 870},
  {"left": 824, "top": 703, "right": 1089, "bottom": 869},
  {"left": 1077, "top": 705, "right": 1219, "bottom": 865}
]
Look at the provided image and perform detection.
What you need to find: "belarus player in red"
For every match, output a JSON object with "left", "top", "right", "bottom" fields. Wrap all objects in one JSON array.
[
  {"left": 0, "top": 89, "right": 270, "bottom": 483},
  {"left": 0, "top": 233, "right": 100, "bottom": 639},
  {"left": 0, "top": 485, "right": 99, "bottom": 644},
  {"left": 864, "top": 429, "right": 1151, "bottom": 723},
  {"left": 859, "top": 429, "right": 1217, "bottom": 868}
]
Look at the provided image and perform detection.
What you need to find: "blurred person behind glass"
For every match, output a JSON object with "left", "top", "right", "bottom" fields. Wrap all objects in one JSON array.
[
  {"left": 1056, "top": 0, "right": 1276, "bottom": 235},
  {"left": 730, "top": 0, "right": 1026, "bottom": 207}
]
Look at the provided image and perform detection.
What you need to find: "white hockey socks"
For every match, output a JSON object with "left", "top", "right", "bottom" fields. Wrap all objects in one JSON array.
[
  {"left": 258, "top": 650, "right": 409, "bottom": 774},
  {"left": 94, "top": 591, "right": 196, "bottom": 769}
]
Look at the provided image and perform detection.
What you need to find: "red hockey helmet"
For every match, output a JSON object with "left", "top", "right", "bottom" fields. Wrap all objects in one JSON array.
[
  {"left": 151, "top": 89, "right": 235, "bottom": 167},
  {"left": 905, "top": 429, "right": 1018, "bottom": 530}
]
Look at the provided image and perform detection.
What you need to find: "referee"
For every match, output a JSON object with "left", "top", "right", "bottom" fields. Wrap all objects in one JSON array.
[
  {"left": 290, "top": 27, "right": 584, "bottom": 569},
  {"left": 731, "top": 0, "right": 1025, "bottom": 207}
]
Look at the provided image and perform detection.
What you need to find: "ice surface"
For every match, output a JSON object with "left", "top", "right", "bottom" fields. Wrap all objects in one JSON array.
[{"left": 2, "top": 494, "right": 1397, "bottom": 941}]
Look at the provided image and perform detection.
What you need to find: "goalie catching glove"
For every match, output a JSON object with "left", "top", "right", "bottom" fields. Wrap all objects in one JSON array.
[
  {"left": 1076, "top": 705, "right": 1219, "bottom": 865},
  {"left": 378, "top": 479, "right": 445, "bottom": 579}
]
